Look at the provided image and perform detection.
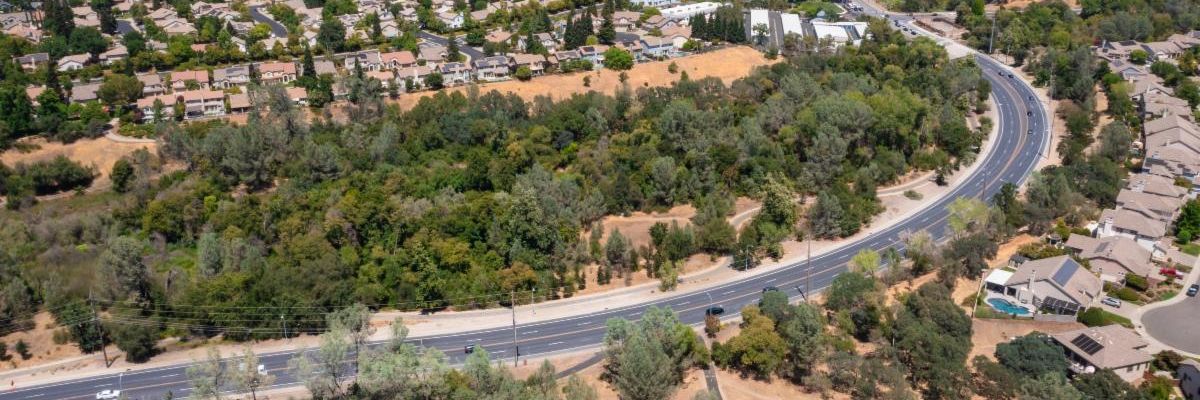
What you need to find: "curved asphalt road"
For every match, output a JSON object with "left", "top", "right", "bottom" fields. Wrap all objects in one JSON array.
[{"left": 0, "top": 35, "right": 1049, "bottom": 400}]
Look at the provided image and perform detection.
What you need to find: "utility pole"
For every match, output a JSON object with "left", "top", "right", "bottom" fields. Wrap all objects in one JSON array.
[
  {"left": 88, "top": 290, "right": 110, "bottom": 368},
  {"left": 510, "top": 290, "right": 518, "bottom": 367},
  {"left": 280, "top": 315, "right": 287, "bottom": 342},
  {"left": 805, "top": 238, "right": 812, "bottom": 303}
]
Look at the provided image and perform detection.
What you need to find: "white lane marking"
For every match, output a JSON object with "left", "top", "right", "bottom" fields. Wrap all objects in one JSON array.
[
  {"left": 676, "top": 301, "right": 690, "bottom": 306},
  {"left": 549, "top": 341, "right": 565, "bottom": 346},
  {"left": 722, "top": 290, "right": 736, "bottom": 295},
  {"left": 765, "top": 278, "right": 777, "bottom": 283},
  {"left": 577, "top": 321, "right": 590, "bottom": 326},
  {"left": 524, "top": 330, "right": 538, "bottom": 335},
  {"left": 162, "top": 373, "right": 180, "bottom": 378}
]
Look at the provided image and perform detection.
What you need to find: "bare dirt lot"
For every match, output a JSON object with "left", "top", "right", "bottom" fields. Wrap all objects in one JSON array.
[
  {"left": 391, "top": 46, "right": 778, "bottom": 111},
  {"left": 970, "top": 318, "right": 1084, "bottom": 361},
  {"left": 0, "top": 136, "right": 158, "bottom": 188}
]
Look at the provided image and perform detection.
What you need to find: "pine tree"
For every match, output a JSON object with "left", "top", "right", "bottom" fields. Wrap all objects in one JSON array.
[
  {"left": 599, "top": 14, "right": 615, "bottom": 45},
  {"left": 447, "top": 33, "right": 461, "bottom": 62},
  {"left": 42, "top": 0, "right": 75, "bottom": 37},
  {"left": 94, "top": 0, "right": 117, "bottom": 34},
  {"left": 525, "top": 30, "right": 545, "bottom": 55},
  {"left": 302, "top": 44, "right": 317, "bottom": 81},
  {"left": 44, "top": 59, "right": 63, "bottom": 98}
]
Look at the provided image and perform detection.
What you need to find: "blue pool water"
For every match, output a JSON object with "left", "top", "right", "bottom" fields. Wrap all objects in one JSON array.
[{"left": 987, "top": 298, "right": 1031, "bottom": 315}]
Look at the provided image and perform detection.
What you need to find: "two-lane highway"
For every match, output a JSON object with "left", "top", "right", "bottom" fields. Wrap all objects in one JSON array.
[{"left": 0, "top": 31, "right": 1051, "bottom": 400}]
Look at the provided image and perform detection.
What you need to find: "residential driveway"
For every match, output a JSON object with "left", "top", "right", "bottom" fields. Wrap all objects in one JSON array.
[{"left": 1141, "top": 292, "right": 1200, "bottom": 354}]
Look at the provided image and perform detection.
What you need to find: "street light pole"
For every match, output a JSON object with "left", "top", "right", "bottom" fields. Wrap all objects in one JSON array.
[
  {"left": 510, "top": 290, "right": 518, "bottom": 367},
  {"left": 805, "top": 238, "right": 812, "bottom": 303}
]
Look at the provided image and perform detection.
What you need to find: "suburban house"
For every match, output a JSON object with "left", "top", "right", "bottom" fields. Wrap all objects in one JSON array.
[
  {"left": 170, "top": 70, "right": 211, "bottom": 91},
  {"left": 1181, "top": 359, "right": 1200, "bottom": 399},
  {"left": 472, "top": 56, "right": 510, "bottom": 81},
  {"left": 988, "top": 255, "right": 1102, "bottom": 315},
  {"left": 486, "top": 30, "right": 514, "bottom": 45},
  {"left": 367, "top": 70, "right": 395, "bottom": 88},
  {"left": 640, "top": 36, "right": 674, "bottom": 58},
  {"left": 613, "top": 11, "right": 640, "bottom": 32},
  {"left": 137, "top": 73, "right": 166, "bottom": 96},
  {"left": 1064, "top": 234, "right": 1155, "bottom": 282},
  {"left": 438, "top": 11, "right": 463, "bottom": 29},
  {"left": 285, "top": 87, "right": 308, "bottom": 106},
  {"left": 1143, "top": 93, "right": 1193, "bottom": 120},
  {"left": 1143, "top": 115, "right": 1200, "bottom": 182},
  {"left": 396, "top": 65, "right": 434, "bottom": 90},
  {"left": 228, "top": 93, "right": 252, "bottom": 114},
  {"left": 99, "top": 45, "right": 128, "bottom": 65},
  {"left": 56, "top": 54, "right": 90, "bottom": 71},
  {"left": 510, "top": 53, "right": 547, "bottom": 76},
  {"left": 1050, "top": 325, "right": 1153, "bottom": 383},
  {"left": 441, "top": 62, "right": 474, "bottom": 85},
  {"left": 1114, "top": 188, "right": 1186, "bottom": 223},
  {"left": 347, "top": 50, "right": 384, "bottom": 71},
  {"left": 380, "top": 51, "right": 418, "bottom": 70},
  {"left": 1099, "top": 40, "right": 1146, "bottom": 60},
  {"left": 533, "top": 32, "right": 557, "bottom": 52},
  {"left": 69, "top": 82, "right": 101, "bottom": 104},
  {"left": 1142, "top": 40, "right": 1186, "bottom": 61},
  {"left": 137, "top": 94, "right": 177, "bottom": 121},
  {"left": 180, "top": 89, "right": 227, "bottom": 119},
  {"left": 257, "top": 62, "right": 298, "bottom": 86},
  {"left": 212, "top": 65, "right": 252, "bottom": 89},
  {"left": 12, "top": 52, "right": 48, "bottom": 70},
  {"left": 553, "top": 49, "right": 581, "bottom": 65},
  {"left": 1096, "top": 208, "right": 1169, "bottom": 250},
  {"left": 419, "top": 46, "right": 448, "bottom": 65},
  {"left": 578, "top": 45, "right": 607, "bottom": 64}
]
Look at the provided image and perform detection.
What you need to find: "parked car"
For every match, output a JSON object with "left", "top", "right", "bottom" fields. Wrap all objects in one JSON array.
[
  {"left": 704, "top": 306, "right": 725, "bottom": 316},
  {"left": 96, "top": 390, "right": 121, "bottom": 400},
  {"left": 1101, "top": 297, "right": 1122, "bottom": 308},
  {"left": 1188, "top": 284, "right": 1199, "bottom": 297},
  {"left": 1160, "top": 268, "right": 1185, "bottom": 279}
]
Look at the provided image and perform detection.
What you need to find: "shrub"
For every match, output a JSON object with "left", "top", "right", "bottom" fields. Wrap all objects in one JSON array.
[
  {"left": 1125, "top": 274, "right": 1149, "bottom": 292},
  {"left": 903, "top": 190, "right": 922, "bottom": 200},
  {"left": 514, "top": 66, "right": 533, "bottom": 81},
  {"left": 14, "top": 340, "right": 29, "bottom": 360},
  {"left": 5, "top": 155, "right": 95, "bottom": 197},
  {"left": 1111, "top": 287, "right": 1140, "bottom": 302}
]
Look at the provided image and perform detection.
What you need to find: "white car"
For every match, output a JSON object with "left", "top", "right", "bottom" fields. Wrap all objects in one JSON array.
[
  {"left": 239, "top": 362, "right": 268, "bottom": 375},
  {"left": 96, "top": 389, "right": 121, "bottom": 400}
]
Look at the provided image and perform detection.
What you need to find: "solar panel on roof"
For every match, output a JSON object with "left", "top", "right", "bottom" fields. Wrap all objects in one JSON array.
[
  {"left": 1051, "top": 259, "right": 1080, "bottom": 286},
  {"left": 1070, "top": 334, "right": 1105, "bottom": 355}
]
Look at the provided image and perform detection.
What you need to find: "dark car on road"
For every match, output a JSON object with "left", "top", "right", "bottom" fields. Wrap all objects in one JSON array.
[
  {"left": 705, "top": 306, "right": 725, "bottom": 316},
  {"left": 1189, "top": 285, "right": 1199, "bottom": 297}
]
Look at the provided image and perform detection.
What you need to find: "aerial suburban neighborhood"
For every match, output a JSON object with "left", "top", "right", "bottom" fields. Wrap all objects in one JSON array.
[{"left": 5, "top": 0, "right": 1200, "bottom": 399}]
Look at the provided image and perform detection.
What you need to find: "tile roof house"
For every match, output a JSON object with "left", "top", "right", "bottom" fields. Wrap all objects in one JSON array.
[
  {"left": 212, "top": 64, "right": 251, "bottom": 89},
  {"left": 69, "top": 82, "right": 102, "bottom": 104},
  {"left": 1180, "top": 359, "right": 1200, "bottom": 400},
  {"left": 395, "top": 65, "right": 434, "bottom": 90},
  {"left": 510, "top": 53, "right": 547, "bottom": 75},
  {"left": 179, "top": 89, "right": 227, "bottom": 119},
  {"left": 1064, "top": 234, "right": 1155, "bottom": 281},
  {"left": 170, "top": 70, "right": 211, "bottom": 91},
  {"left": 380, "top": 51, "right": 417, "bottom": 69},
  {"left": 1126, "top": 173, "right": 1189, "bottom": 199},
  {"left": 1142, "top": 40, "right": 1186, "bottom": 61},
  {"left": 997, "top": 255, "right": 1102, "bottom": 315},
  {"left": 257, "top": 62, "right": 298, "bottom": 85},
  {"left": 12, "top": 52, "right": 48, "bottom": 70},
  {"left": 640, "top": 36, "right": 673, "bottom": 58},
  {"left": 578, "top": 45, "right": 608, "bottom": 64},
  {"left": 441, "top": 61, "right": 474, "bottom": 85},
  {"left": 161, "top": 18, "right": 198, "bottom": 36},
  {"left": 472, "top": 55, "right": 510, "bottom": 81},
  {"left": 285, "top": 86, "right": 308, "bottom": 105},
  {"left": 419, "top": 45, "right": 447, "bottom": 65},
  {"left": 56, "top": 54, "right": 91, "bottom": 71},
  {"left": 228, "top": 92, "right": 252, "bottom": 113},
  {"left": 1099, "top": 40, "right": 1145, "bottom": 60},
  {"left": 1097, "top": 208, "right": 1170, "bottom": 250},
  {"left": 366, "top": 69, "right": 395, "bottom": 88},
  {"left": 486, "top": 30, "right": 513, "bottom": 44},
  {"left": 137, "top": 73, "right": 166, "bottom": 96},
  {"left": 1050, "top": 325, "right": 1152, "bottom": 383},
  {"left": 613, "top": 11, "right": 639, "bottom": 32},
  {"left": 347, "top": 50, "right": 384, "bottom": 71},
  {"left": 99, "top": 45, "right": 129, "bottom": 65}
]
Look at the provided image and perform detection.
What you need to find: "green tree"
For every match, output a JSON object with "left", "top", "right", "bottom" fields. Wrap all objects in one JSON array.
[
  {"left": 107, "top": 317, "right": 158, "bottom": 363},
  {"left": 1019, "top": 372, "right": 1083, "bottom": 400},
  {"left": 995, "top": 333, "right": 1068, "bottom": 379},
  {"left": 713, "top": 306, "right": 786, "bottom": 378},
  {"left": 99, "top": 236, "right": 149, "bottom": 300},
  {"left": 602, "top": 47, "right": 633, "bottom": 70},
  {"left": 110, "top": 158, "right": 134, "bottom": 193},
  {"left": 614, "top": 331, "right": 677, "bottom": 400},
  {"left": 187, "top": 348, "right": 227, "bottom": 400},
  {"left": 232, "top": 346, "right": 275, "bottom": 400},
  {"left": 1175, "top": 199, "right": 1200, "bottom": 243},
  {"left": 317, "top": 19, "right": 346, "bottom": 52},
  {"left": 14, "top": 339, "right": 29, "bottom": 360},
  {"left": 849, "top": 248, "right": 880, "bottom": 275},
  {"left": 97, "top": 74, "right": 144, "bottom": 110}
]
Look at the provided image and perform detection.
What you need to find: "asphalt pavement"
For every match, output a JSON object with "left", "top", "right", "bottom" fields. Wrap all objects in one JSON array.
[
  {"left": 0, "top": 17, "right": 1050, "bottom": 400},
  {"left": 249, "top": 6, "right": 290, "bottom": 38}
]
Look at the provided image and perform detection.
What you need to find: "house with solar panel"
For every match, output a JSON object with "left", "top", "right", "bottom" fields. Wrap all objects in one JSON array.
[
  {"left": 988, "top": 255, "right": 1102, "bottom": 315},
  {"left": 1050, "top": 324, "right": 1153, "bottom": 382}
]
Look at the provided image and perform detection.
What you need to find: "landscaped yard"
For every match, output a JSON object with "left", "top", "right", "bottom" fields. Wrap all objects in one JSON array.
[{"left": 1078, "top": 307, "right": 1132, "bottom": 328}]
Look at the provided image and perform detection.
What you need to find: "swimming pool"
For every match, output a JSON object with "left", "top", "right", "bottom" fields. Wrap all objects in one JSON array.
[{"left": 987, "top": 298, "right": 1031, "bottom": 316}]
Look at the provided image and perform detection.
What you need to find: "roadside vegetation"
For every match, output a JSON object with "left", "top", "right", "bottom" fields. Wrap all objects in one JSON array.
[{"left": 0, "top": 21, "right": 992, "bottom": 363}]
